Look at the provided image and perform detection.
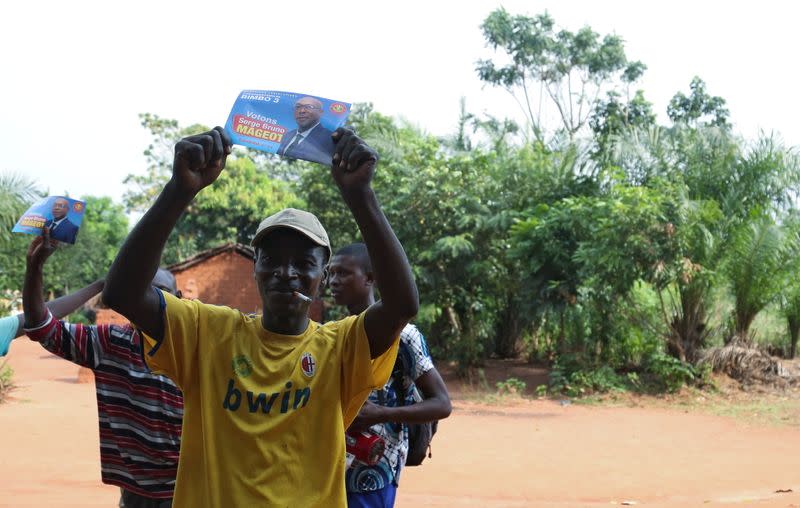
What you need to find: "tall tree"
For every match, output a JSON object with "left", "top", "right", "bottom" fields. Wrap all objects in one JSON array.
[
  {"left": 590, "top": 90, "right": 656, "bottom": 159},
  {"left": 781, "top": 282, "right": 800, "bottom": 358},
  {"left": 477, "top": 9, "right": 646, "bottom": 142},
  {"left": 0, "top": 174, "right": 43, "bottom": 313},
  {"left": 724, "top": 218, "right": 797, "bottom": 344},
  {"left": 667, "top": 77, "right": 730, "bottom": 128}
]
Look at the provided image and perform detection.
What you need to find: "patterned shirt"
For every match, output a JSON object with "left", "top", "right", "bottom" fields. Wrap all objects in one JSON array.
[
  {"left": 25, "top": 312, "right": 182, "bottom": 499},
  {"left": 345, "top": 323, "right": 434, "bottom": 493}
]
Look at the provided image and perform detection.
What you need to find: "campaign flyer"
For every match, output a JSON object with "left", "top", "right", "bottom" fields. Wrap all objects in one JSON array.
[
  {"left": 225, "top": 90, "right": 351, "bottom": 166},
  {"left": 12, "top": 196, "right": 86, "bottom": 245}
]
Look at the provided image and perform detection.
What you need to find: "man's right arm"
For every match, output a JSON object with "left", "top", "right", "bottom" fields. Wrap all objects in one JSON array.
[
  {"left": 22, "top": 235, "right": 104, "bottom": 368},
  {"left": 102, "top": 127, "right": 231, "bottom": 339},
  {"left": 330, "top": 129, "right": 419, "bottom": 359},
  {"left": 101, "top": 180, "right": 195, "bottom": 338}
]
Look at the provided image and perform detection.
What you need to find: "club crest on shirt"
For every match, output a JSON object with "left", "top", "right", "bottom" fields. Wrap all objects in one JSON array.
[
  {"left": 232, "top": 354, "right": 253, "bottom": 378},
  {"left": 300, "top": 352, "right": 316, "bottom": 378}
]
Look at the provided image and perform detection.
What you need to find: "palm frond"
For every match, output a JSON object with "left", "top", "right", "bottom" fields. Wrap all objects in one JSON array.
[
  {"left": 0, "top": 173, "right": 40, "bottom": 242},
  {"left": 700, "top": 343, "right": 790, "bottom": 386}
]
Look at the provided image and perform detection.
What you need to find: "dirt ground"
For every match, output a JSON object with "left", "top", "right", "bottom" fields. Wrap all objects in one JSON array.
[{"left": 2, "top": 341, "right": 800, "bottom": 507}]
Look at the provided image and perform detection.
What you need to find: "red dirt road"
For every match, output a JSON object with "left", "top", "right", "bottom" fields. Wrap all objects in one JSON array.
[{"left": 2, "top": 339, "right": 800, "bottom": 507}]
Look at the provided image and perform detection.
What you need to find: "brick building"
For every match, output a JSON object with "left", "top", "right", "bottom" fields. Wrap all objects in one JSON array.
[
  {"left": 94, "top": 243, "right": 323, "bottom": 324},
  {"left": 168, "top": 243, "right": 261, "bottom": 313}
]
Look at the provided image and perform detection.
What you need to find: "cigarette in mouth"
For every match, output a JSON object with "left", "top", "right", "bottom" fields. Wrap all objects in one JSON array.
[{"left": 293, "top": 291, "right": 312, "bottom": 303}]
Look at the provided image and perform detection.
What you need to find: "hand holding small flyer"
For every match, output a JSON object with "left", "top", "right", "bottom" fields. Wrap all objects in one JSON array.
[
  {"left": 225, "top": 90, "right": 351, "bottom": 166},
  {"left": 13, "top": 196, "right": 86, "bottom": 245}
]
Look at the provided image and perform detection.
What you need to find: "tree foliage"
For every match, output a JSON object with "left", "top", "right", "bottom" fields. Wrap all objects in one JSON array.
[
  {"left": 0, "top": 174, "right": 40, "bottom": 244},
  {"left": 724, "top": 218, "right": 797, "bottom": 343},
  {"left": 667, "top": 77, "right": 730, "bottom": 128},
  {"left": 477, "top": 8, "right": 646, "bottom": 141}
]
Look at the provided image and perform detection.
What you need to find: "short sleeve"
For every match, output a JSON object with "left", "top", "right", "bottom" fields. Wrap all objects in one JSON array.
[
  {"left": 0, "top": 315, "right": 21, "bottom": 357},
  {"left": 139, "top": 290, "right": 202, "bottom": 390},
  {"left": 338, "top": 312, "right": 399, "bottom": 427},
  {"left": 25, "top": 312, "right": 106, "bottom": 369},
  {"left": 401, "top": 325, "right": 434, "bottom": 381}
]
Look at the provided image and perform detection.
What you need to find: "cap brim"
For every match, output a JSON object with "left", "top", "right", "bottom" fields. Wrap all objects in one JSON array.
[{"left": 251, "top": 225, "right": 331, "bottom": 259}]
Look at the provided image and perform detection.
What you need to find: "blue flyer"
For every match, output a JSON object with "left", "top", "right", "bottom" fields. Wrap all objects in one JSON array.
[
  {"left": 12, "top": 196, "right": 86, "bottom": 245},
  {"left": 225, "top": 90, "right": 351, "bottom": 166}
]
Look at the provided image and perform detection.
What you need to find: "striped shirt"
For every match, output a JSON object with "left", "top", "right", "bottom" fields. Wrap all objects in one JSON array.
[{"left": 25, "top": 312, "right": 182, "bottom": 499}]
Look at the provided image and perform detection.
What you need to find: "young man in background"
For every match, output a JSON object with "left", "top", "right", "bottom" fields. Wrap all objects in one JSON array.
[{"left": 330, "top": 243, "right": 451, "bottom": 508}]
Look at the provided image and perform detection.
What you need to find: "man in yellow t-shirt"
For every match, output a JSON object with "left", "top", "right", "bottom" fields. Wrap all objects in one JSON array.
[{"left": 102, "top": 126, "right": 419, "bottom": 507}]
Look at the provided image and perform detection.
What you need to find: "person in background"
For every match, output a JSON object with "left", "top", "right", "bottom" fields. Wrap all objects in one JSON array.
[
  {"left": 330, "top": 242, "right": 451, "bottom": 508},
  {"left": 23, "top": 231, "right": 183, "bottom": 508}
]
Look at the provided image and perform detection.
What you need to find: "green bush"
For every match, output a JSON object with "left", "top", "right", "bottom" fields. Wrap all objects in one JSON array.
[
  {"left": 644, "top": 352, "right": 698, "bottom": 392},
  {"left": 548, "top": 356, "right": 628, "bottom": 397},
  {"left": 496, "top": 377, "right": 527, "bottom": 395},
  {"left": 546, "top": 349, "right": 700, "bottom": 396}
]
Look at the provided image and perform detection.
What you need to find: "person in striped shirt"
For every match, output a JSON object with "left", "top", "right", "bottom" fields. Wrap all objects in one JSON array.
[{"left": 23, "top": 232, "right": 183, "bottom": 508}]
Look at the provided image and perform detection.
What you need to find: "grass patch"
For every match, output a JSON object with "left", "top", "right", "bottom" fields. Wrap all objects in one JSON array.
[
  {"left": 570, "top": 377, "right": 800, "bottom": 427},
  {"left": 706, "top": 398, "right": 800, "bottom": 426},
  {"left": 0, "top": 358, "right": 15, "bottom": 403}
]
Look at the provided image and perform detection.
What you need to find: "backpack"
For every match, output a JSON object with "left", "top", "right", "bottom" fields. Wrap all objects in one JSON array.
[{"left": 390, "top": 363, "right": 438, "bottom": 467}]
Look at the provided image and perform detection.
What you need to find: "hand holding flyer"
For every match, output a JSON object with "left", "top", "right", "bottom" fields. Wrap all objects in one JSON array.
[
  {"left": 225, "top": 90, "right": 351, "bottom": 166},
  {"left": 12, "top": 196, "right": 86, "bottom": 245}
]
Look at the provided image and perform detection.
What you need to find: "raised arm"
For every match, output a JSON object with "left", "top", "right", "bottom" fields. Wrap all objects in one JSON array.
[
  {"left": 331, "top": 128, "right": 419, "bottom": 358},
  {"left": 23, "top": 232, "right": 104, "bottom": 328},
  {"left": 23, "top": 234, "right": 58, "bottom": 329},
  {"left": 22, "top": 233, "right": 107, "bottom": 367},
  {"left": 18, "top": 233, "right": 104, "bottom": 336},
  {"left": 102, "top": 127, "right": 231, "bottom": 338}
]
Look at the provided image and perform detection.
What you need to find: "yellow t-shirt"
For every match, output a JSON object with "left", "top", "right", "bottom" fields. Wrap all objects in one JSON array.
[{"left": 141, "top": 291, "right": 399, "bottom": 507}]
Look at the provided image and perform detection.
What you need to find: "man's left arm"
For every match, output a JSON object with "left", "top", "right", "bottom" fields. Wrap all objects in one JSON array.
[
  {"left": 350, "top": 329, "right": 452, "bottom": 430},
  {"left": 350, "top": 367, "right": 452, "bottom": 431},
  {"left": 332, "top": 128, "right": 419, "bottom": 359}
]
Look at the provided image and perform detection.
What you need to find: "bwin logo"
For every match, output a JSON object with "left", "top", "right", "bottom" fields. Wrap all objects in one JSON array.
[{"left": 223, "top": 379, "right": 311, "bottom": 414}]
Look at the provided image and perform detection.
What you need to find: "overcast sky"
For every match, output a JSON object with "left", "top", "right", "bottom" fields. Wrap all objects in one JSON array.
[{"left": 1, "top": 0, "right": 797, "bottom": 205}]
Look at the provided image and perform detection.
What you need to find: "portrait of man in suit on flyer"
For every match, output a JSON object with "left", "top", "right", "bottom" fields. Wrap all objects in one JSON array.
[
  {"left": 277, "top": 96, "right": 336, "bottom": 165},
  {"left": 45, "top": 197, "right": 80, "bottom": 244}
]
